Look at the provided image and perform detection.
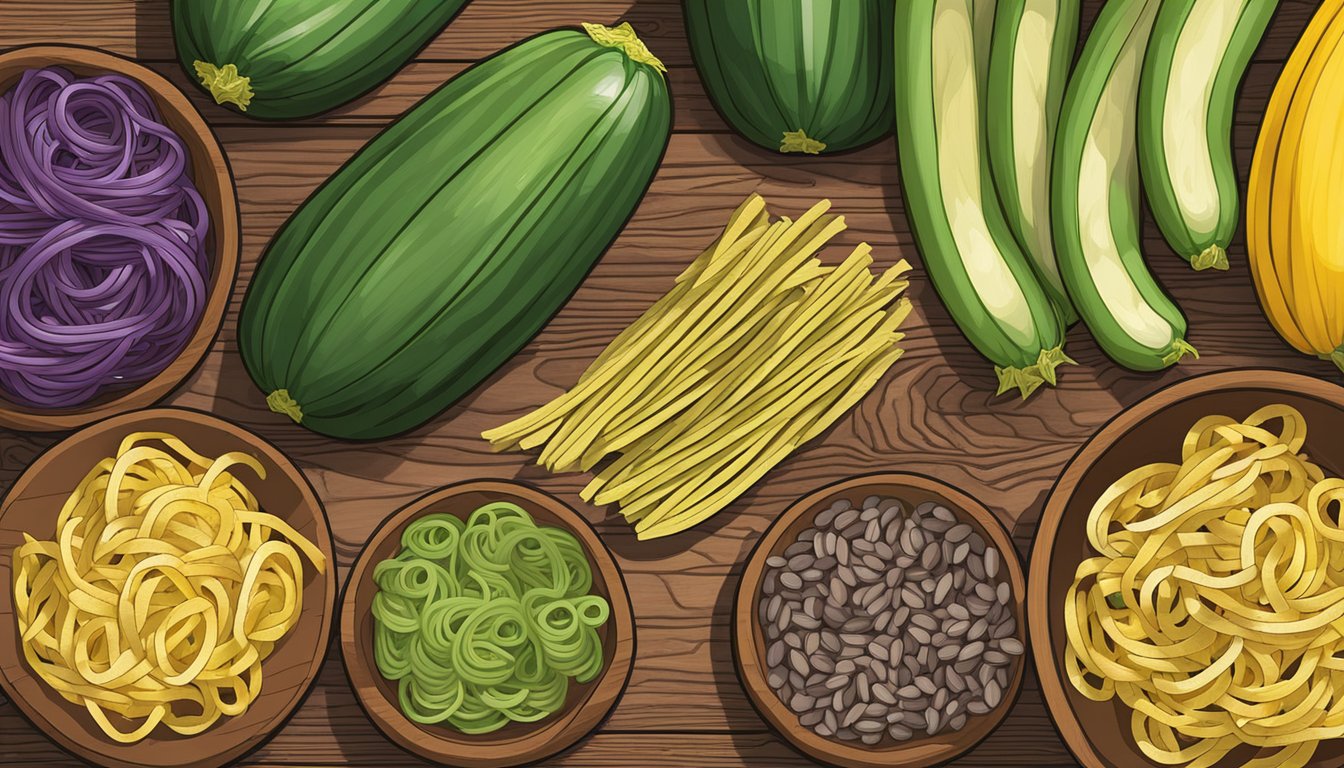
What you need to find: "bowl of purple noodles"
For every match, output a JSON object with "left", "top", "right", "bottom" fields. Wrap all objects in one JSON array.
[{"left": 0, "top": 45, "right": 239, "bottom": 432}]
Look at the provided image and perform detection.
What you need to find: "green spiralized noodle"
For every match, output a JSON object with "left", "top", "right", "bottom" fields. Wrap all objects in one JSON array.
[{"left": 371, "top": 502, "right": 609, "bottom": 732}]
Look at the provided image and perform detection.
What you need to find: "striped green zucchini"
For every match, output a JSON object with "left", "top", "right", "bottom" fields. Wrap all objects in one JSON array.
[
  {"left": 683, "top": 0, "right": 893, "bottom": 154},
  {"left": 238, "top": 24, "right": 671, "bottom": 440},
  {"left": 987, "top": 0, "right": 1080, "bottom": 324},
  {"left": 1139, "top": 0, "right": 1278, "bottom": 270},
  {"left": 894, "top": 0, "right": 1071, "bottom": 398},
  {"left": 172, "top": 0, "right": 470, "bottom": 120},
  {"left": 1053, "top": 0, "right": 1196, "bottom": 372}
]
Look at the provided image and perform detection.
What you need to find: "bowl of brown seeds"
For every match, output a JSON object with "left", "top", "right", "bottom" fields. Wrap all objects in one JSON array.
[{"left": 733, "top": 472, "right": 1028, "bottom": 768}]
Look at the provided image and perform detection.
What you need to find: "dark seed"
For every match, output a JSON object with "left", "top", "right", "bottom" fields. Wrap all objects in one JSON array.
[
  {"left": 959, "top": 641, "right": 985, "bottom": 661},
  {"left": 985, "top": 680, "right": 1002, "bottom": 708},
  {"left": 790, "top": 692, "right": 814, "bottom": 712},
  {"left": 790, "top": 649, "right": 810, "bottom": 675}
]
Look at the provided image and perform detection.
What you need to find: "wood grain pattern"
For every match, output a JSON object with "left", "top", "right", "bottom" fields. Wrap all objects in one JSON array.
[{"left": 0, "top": 1, "right": 1331, "bottom": 766}]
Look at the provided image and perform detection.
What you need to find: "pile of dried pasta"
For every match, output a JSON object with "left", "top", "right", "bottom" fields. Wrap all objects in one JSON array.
[
  {"left": 485, "top": 194, "right": 911, "bottom": 539},
  {"left": 1064, "top": 405, "right": 1344, "bottom": 768},
  {"left": 11, "top": 433, "right": 326, "bottom": 742}
]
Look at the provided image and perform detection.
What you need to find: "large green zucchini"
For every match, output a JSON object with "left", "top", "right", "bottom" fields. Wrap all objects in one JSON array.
[
  {"left": 238, "top": 23, "right": 671, "bottom": 440},
  {"left": 1138, "top": 0, "right": 1278, "bottom": 271},
  {"left": 987, "top": 0, "right": 1080, "bottom": 324},
  {"left": 683, "top": 0, "right": 893, "bottom": 154},
  {"left": 1053, "top": 0, "right": 1195, "bottom": 371},
  {"left": 893, "top": 0, "right": 1071, "bottom": 398},
  {"left": 171, "top": 0, "right": 471, "bottom": 120}
]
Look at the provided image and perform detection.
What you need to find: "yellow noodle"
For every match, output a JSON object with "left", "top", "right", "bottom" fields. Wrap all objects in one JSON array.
[
  {"left": 11, "top": 433, "right": 325, "bottom": 743},
  {"left": 1065, "top": 405, "right": 1344, "bottom": 768},
  {"left": 485, "top": 194, "right": 910, "bottom": 539}
]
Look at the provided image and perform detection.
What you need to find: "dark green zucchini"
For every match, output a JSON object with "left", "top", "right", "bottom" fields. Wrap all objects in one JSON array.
[
  {"left": 237, "top": 24, "right": 671, "bottom": 440},
  {"left": 683, "top": 0, "right": 893, "bottom": 154},
  {"left": 171, "top": 0, "right": 471, "bottom": 120}
]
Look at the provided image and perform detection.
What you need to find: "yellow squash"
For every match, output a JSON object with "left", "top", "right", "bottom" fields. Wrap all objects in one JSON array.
[{"left": 1248, "top": 0, "right": 1344, "bottom": 374}]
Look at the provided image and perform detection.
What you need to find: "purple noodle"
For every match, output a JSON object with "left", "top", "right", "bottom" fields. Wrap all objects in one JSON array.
[{"left": 0, "top": 67, "right": 209, "bottom": 408}]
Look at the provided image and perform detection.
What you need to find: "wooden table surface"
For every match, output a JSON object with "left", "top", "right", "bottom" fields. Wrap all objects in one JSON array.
[{"left": 0, "top": 1, "right": 1334, "bottom": 766}]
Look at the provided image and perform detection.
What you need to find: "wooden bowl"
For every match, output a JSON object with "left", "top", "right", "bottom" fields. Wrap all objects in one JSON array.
[
  {"left": 0, "top": 45, "right": 240, "bottom": 432},
  {"left": 341, "top": 480, "right": 635, "bottom": 767},
  {"left": 1029, "top": 369, "right": 1344, "bottom": 768},
  {"left": 0, "top": 407, "right": 336, "bottom": 768},
  {"left": 734, "top": 472, "right": 1028, "bottom": 768}
]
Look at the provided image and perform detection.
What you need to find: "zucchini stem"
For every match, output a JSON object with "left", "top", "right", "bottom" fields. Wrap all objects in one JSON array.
[
  {"left": 780, "top": 130, "right": 826, "bottom": 155},
  {"left": 193, "top": 61, "right": 254, "bottom": 111},
  {"left": 1160, "top": 339, "right": 1199, "bottom": 368},
  {"left": 1191, "top": 244, "right": 1229, "bottom": 271},
  {"left": 1329, "top": 347, "right": 1344, "bottom": 375},
  {"left": 266, "top": 389, "right": 303, "bottom": 424},
  {"left": 994, "top": 346, "right": 1076, "bottom": 399},
  {"left": 582, "top": 22, "right": 666, "bottom": 75}
]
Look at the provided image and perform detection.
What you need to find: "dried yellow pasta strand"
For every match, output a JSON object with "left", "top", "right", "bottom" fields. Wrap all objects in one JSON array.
[
  {"left": 635, "top": 350, "right": 896, "bottom": 538},
  {"left": 489, "top": 201, "right": 835, "bottom": 456},
  {"left": 593, "top": 299, "right": 892, "bottom": 493},
  {"left": 486, "top": 195, "right": 909, "bottom": 538},
  {"left": 533, "top": 225, "right": 791, "bottom": 469},
  {"left": 600, "top": 339, "right": 881, "bottom": 512},
  {"left": 585, "top": 316, "right": 887, "bottom": 506},
  {"left": 580, "top": 287, "right": 810, "bottom": 469},
  {"left": 629, "top": 337, "right": 900, "bottom": 536},
  {"left": 539, "top": 215, "right": 834, "bottom": 470},
  {"left": 591, "top": 250, "right": 890, "bottom": 479}
]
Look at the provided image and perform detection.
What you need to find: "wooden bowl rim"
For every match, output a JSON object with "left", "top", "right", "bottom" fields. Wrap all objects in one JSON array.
[
  {"left": 1027, "top": 369, "right": 1344, "bottom": 768},
  {"left": 733, "top": 471, "right": 1028, "bottom": 768},
  {"left": 0, "top": 406, "right": 337, "bottom": 768},
  {"left": 0, "top": 44, "right": 241, "bottom": 433},
  {"left": 339, "top": 480, "right": 636, "bottom": 768}
]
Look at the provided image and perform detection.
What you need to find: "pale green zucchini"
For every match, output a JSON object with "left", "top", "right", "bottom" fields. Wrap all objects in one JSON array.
[
  {"left": 987, "top": 0, "right": 1080, "bottom": 324},
  {"left": 1053, "top": 0, "right": 1196, "bottom": 372},
  {"left": 895, "top": 0, "right": 1071, "bottom": 398},
  {"left": 1139, "top": 0, "right": 1278, "bottom": 270}
]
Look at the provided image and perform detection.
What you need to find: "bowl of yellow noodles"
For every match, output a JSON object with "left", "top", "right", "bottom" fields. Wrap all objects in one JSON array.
[
  {"left": 0, "top": 407, "right": 335, "bottom": 768},
  {"left": 1028, "top": 370, "right": 1344, "bottom": 768}
]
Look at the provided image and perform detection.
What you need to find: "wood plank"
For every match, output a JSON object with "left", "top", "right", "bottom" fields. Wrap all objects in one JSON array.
[
  {"left": 0, "top": 0, "right": 1333, "bottom": 766},
  {"left": 0, "top": 1, "right": 1320, "bottom": 135},
  {"left": 3, "top": 724, "right": 1082, "bottom": 767},
  {"left": 0, "top": 125, "right": 1333, "bottom": 761},
  {"left": 0, "top": 0, "right": 1321, "bottom": 65}
]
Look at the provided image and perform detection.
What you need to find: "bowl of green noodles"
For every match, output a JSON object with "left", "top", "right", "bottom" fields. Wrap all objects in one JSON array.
[{"left": 340, "top": 480, "right": 635, "bottom": 767}]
